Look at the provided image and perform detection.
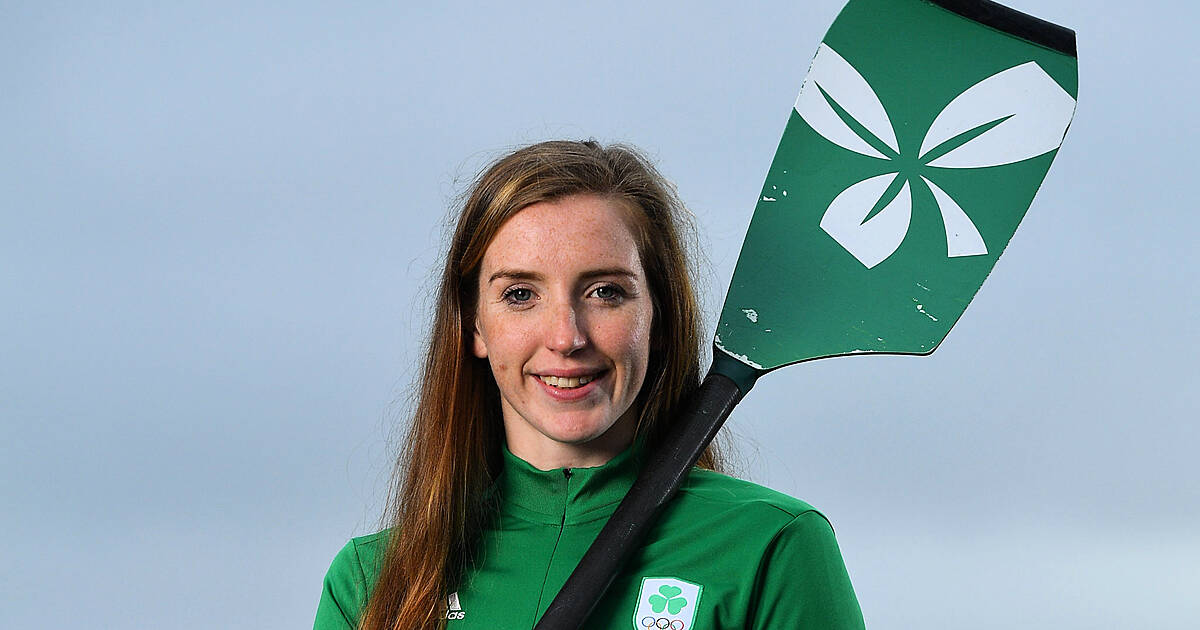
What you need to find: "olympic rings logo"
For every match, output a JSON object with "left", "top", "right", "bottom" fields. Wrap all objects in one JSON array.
[{"left": 639, "top": 617, "right": 685, "bottom": 629}]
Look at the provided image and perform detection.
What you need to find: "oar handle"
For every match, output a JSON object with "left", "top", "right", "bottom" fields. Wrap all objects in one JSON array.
[{"left": 532, "top": 365, "right": 749, "bottom": 630}]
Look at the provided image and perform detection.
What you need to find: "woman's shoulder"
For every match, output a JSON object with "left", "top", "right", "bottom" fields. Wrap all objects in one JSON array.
[
  {"left": 346, "top": 529, "right": 389, "bottom": 566},
  {"left": 314, "top": 530, "right": 390, "bottom": 630},
  {"left": 677, "top": 467, "right": 830, "bottom": 528},
  {"left": 331, "top": 529, "right": 390, "bottom": 584}
]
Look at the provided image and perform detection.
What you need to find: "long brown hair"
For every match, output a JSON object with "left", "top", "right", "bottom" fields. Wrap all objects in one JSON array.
[{"left": 361, "top": 140, "right": 725, "bottom": 630}]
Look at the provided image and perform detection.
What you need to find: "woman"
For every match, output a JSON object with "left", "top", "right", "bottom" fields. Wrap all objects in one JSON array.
[{"left": 314, "top": 140, "right": 864, "bottom": 630}]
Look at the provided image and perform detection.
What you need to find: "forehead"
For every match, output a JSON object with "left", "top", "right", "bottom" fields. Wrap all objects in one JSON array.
[{"left": 480, "top": 195, "right": 645, "bottom": 275}]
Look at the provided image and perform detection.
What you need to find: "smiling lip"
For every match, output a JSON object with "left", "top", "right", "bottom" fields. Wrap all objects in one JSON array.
[{"left": 532, "top": 370, "right": 607, "bottom": 401}]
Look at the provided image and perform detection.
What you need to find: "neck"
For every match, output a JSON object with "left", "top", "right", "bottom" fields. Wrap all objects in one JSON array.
[{"left": 503, "top": 418, "right": 635, "bottom": 471}]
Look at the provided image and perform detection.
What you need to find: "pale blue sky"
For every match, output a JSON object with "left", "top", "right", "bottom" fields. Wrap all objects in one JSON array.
[{"left": 2, "top": 1, "right": 1196, "bottom": 628}]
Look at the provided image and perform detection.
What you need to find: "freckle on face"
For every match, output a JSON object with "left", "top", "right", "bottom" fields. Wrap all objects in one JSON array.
[{"left": 471, "top": 195, "right": 653, "bottom": 469}]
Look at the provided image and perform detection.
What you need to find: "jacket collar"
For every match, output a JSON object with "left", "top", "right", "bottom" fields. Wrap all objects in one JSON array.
[{"left": 497, "top": 444, "right": 640, "bottom": 525}]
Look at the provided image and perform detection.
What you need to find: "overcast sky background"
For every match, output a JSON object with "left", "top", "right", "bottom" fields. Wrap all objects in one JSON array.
[{"left": 3, "top": 1, "right": 1196, "bottom": 628}]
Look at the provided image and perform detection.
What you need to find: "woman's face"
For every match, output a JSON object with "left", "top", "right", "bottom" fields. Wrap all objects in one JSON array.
[{"left": 473, "top": 194, "right": 654, "bottom": 470}]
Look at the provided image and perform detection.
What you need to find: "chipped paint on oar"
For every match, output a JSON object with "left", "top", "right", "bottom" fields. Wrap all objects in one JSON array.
[{"left": 715, "top": 0, "right": 1077, "bottom": 382}]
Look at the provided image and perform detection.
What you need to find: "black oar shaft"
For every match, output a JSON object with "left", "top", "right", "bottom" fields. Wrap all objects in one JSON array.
[{"left": 532, "top": 370, "right": 745, "bottom": 630}]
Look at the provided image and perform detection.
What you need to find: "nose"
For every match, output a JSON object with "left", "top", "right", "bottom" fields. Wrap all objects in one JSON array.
[{"left": 545, "top": 302, "right": 588, "bottom": 355}]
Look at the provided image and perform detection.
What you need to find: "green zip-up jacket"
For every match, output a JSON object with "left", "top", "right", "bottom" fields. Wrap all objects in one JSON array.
[{"left": 314, "top": 447, "right": 864, "bottom": 629}]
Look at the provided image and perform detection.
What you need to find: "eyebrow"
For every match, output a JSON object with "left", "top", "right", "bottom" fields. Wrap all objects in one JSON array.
[{"left": 487, "top": 267, "right": 639, "bottom": 284}]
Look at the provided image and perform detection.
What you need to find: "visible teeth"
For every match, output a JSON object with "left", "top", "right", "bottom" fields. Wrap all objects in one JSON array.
[{"left": 540, "top": 374, "right": 595, "bottom": 388}]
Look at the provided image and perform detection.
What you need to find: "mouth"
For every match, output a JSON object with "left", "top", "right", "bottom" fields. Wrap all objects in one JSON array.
[{"left": 536, "top": 373, "right": 601, "bottom": 389}]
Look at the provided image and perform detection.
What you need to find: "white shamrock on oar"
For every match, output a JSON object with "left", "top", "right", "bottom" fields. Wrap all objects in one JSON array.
[{"left": 795, "top": 44, "right": 1076, "bottom": 269}]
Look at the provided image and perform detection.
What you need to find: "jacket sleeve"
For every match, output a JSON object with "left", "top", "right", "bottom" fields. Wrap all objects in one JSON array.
[
  {"left": 314, "top": 539, "right": 369, "bottom": 630},
  {"left": 748, "top": 510, "right": 865, "bottom": 629}
]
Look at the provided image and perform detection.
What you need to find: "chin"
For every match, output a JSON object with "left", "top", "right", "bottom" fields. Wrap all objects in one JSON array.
[
  {"left": 539, "top": 414, "right": 621, "bottom": 446},
  {"left": 544, "top": 424, "right": 612, "bottom": 446}
]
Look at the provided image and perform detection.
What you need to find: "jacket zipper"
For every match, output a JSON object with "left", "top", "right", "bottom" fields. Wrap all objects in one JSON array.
[{"left": 533, "top": 468, "right": 574, "bottom": 625}]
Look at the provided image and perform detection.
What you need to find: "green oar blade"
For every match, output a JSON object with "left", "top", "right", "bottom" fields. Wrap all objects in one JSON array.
[{"left": 715, "top": 0, "right": 1078, "bottom": 374}]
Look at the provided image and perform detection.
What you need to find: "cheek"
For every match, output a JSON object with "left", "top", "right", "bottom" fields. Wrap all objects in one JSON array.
[
  {"left": 477, "top": 318, "right": 532, "bottom": 371},
  {"left": 606, "top": 311, "right": 654, "bottom": 372}
]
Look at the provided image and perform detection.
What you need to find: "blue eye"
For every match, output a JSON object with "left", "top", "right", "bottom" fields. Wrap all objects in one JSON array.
[
  {"left": 503, "top": 287, "right": 533, "bottom": 303},
  {"left": 592, "top": 284, "right": 624, "bottom": 301}
]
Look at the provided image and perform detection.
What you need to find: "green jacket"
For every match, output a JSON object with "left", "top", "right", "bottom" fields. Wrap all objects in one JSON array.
[{"left": 315, "top": 447, "right": 864, "bottom": 629}]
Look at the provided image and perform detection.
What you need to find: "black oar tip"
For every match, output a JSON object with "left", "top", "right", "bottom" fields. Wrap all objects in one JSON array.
[{"left": 927, "top": 0, "right": 1078, "bottom": 58}]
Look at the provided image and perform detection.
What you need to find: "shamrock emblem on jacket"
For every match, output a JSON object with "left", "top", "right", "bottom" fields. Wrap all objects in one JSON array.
[
  {"left": 648, "top": 585, "right": 688, "bottom": 615},
  {"left": 795, "top": 43, "right": 1076, "bottom": 269}
]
